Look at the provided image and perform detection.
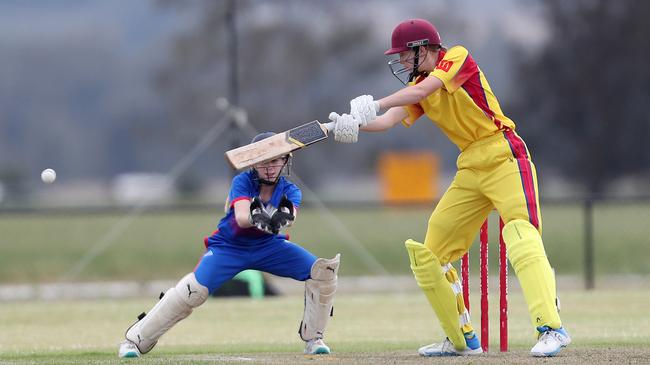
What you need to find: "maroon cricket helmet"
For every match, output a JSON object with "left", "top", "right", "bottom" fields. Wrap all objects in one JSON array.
[{"left": 385, "top": 19, "right": 442, "bottom": 55}]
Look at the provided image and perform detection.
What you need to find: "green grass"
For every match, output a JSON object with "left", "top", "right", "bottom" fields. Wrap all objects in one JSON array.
[
  {"left": 0, "top": 289, "right": 649, "bottom": 364},
  {"left": 0, "top": 203, "right": 649, "bottom": 283}
]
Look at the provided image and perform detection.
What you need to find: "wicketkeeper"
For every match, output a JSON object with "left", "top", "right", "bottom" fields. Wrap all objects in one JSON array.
[
  {"left": 118, "top": 132, "right": 340, "bottom": 358},
  {"left": 329, "top": 18, "right": 570, "bottom": 357}
]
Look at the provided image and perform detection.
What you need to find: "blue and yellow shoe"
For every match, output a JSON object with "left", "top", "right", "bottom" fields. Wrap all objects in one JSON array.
[{"left": 464, "top": 331, "right": 482, "bottom": 352}]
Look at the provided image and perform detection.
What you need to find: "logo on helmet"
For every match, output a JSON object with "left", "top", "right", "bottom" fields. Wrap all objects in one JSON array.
[{"left": 407, "top": 39, "right": 429, "bottom": 48}]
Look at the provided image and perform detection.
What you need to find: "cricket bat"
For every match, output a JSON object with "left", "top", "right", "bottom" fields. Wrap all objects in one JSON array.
[{"left": 225, "top": 120, "right": 335, "bottom": 170}]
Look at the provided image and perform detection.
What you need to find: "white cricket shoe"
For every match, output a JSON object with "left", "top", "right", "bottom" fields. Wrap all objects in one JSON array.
[
  {"left": 118, "top": 340, "right": 141, "bottom": 358},
  {"left": 304, "top": 338, "right": 330, "bottom": 354},
  {"left": 418, "top": 335, "right": 483, "bottom": 357},
  {"left": 531, "top": 326, "right": 571, "bottom": 357}
]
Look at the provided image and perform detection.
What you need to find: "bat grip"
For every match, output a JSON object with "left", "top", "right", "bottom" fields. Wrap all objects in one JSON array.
[{"left": 323, "top": 121, "right": 336, "bottom": 132}]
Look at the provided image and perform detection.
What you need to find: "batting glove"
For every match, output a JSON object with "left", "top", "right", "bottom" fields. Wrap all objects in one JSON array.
[
  {"left": 329, "top": 112, "right": 359, "bottom": 143},
  {"left": 250, "top": 197, "right": 277, "bottom": 234},
  {"left": 350, "top": 95, "right": 380, "bottom": 127}
]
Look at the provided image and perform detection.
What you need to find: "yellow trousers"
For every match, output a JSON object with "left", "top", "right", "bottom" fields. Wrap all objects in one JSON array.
[
  {"left": 424, "top": 130, "right": 541, "bottom": 263},
  {"left": 410, "top": 130, "right": 561, "bottom": 338}
]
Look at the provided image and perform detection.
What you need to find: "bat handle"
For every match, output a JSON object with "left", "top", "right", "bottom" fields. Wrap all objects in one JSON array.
[{"left": 323, "top": 121, "right": 336, "bottom": 133}]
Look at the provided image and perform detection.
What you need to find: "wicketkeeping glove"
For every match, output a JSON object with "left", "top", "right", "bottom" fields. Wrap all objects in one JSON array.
[
  {"left": 271, "top": 195, "right": 295, "bottom": 231},
  {"left": 349, "top": 94, "right": 380, "bottom": 127},
  {"left": 250, "top": 197, "right": 277, "bottom": 234}
]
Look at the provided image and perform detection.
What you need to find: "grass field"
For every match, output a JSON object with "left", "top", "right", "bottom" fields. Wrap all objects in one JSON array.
[
  {"left": 0, "top": 204, "right": 649, "bottom": 283},
  {"left": 1, "top": 203, "right": 649, "bottom": 363},
  {"left": 1, "top": 289, "right": 649, "bottom": 364}
]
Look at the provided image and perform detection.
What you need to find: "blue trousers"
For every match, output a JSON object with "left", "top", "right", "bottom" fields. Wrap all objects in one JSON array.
[{"left": 194, "top": 238, "right": 317, "bottom": 294}]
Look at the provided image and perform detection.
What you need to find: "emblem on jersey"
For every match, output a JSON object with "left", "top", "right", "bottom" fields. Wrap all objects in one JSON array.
[{"left": 437, "top": 60, "right": 454, "bottom": 72}]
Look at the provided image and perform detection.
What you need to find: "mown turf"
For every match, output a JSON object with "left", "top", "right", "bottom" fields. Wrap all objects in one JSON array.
[
  {"left": 1, "top": 289, "right": 649, "bottom": 364},
  {"left": 0, "top": 203, "right": 649, "bottom": 283}
]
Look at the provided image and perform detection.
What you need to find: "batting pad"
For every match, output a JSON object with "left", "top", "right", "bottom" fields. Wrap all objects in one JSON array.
[
  {"left": 125, "top": 273, "right": 209, "bottom": 354},
  {"left": 502, "top": 219, "right": 562, "bottom": 331},
  {"left": 405, "top": 239, "right": 466, "bottom": 351}
]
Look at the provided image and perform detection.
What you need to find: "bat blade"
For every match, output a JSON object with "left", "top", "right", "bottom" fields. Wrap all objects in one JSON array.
[{"left": 225, "top": 120, "right": 333, "bottom": 170}]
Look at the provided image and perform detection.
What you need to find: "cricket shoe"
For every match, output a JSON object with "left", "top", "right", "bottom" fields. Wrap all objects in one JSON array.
[
  {"left": 118, "top": 340, "right": 141, "bottom": 358},
  {"left": 531, "top": 326, "right": 571, "bottom": 357},
  {"left": 304, "top": 338, "right": 330, "bottom": 355},
  {"left": 418, "top": 331, "right": 483, "bottom": 356}
]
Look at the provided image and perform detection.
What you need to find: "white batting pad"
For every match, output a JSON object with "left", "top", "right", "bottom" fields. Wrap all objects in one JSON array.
[
  {"left": 125, "top": 272, "right": 208, "bottom": 354},
  {"left": 299, "top": 254, "right": 340, "bottom": 341}
]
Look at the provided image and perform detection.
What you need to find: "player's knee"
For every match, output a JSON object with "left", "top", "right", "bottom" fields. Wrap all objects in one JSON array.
[
  {"left": 502, "top": 214, "right": 542, "bottom": 232},
  {"left": 307, "top": 254, "right": 340, "bottom": 296},
  {"left": 309, "top": 254, "right": 340, "bottom": 281},
  {"left": 405, "top": 239, "right": 439, "bottom": 266},
  {"left": 405, "top": 239, "right": 445, "bottom": 288},
  {"left": 175, "top": 272, "right": 209, "bottom": 308},
  {"left": 502, "top": 219, "right": 546, "bottom": 270}
]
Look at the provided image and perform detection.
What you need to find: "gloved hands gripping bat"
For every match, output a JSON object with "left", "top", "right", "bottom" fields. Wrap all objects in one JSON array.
[{"left": 329, "top": 95, "right": 380, "bottom": 143}]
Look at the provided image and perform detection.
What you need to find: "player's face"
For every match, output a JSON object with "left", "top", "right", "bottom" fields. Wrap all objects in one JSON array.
[
  {"left": 398, "top": 50, "right": 416, "bottom": 70},
  {"left": 398, "top": 47, "right": 431, "bottom": 72},
  {"left": 254, "top": 158, "right": 285, "bottom": 180}
]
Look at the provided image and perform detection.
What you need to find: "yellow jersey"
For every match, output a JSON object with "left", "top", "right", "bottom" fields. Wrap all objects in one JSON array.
[{"left": 403, "top": 45, "right": 515, "bottom": 150}]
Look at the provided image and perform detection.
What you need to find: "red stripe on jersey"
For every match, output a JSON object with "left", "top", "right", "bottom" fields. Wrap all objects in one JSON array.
[
  {"left": 461, "top": 72, "right": 503, "bottom": 129},
  {"left": 434, "top": 50, "right": 447, "bottom": 68},
  {"left": 455, "top": 54, "right": 478, "bottom": 89},
  {"left": 204, "top": 229, "right": 219, "bottom": 248},
  {"left": 230, "top": 196, "right": 250, "bottom": 208},
  {"left": 503, "top": 130, "right": 539, "bottom": 229}
]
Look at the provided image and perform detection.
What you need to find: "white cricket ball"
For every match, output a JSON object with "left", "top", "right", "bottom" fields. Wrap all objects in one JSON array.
[
  {"left": 215, "top": 97, "right": 230, "bottom": 111},
  {"left": 41, "top": 168, "right": 56, "bottom": 184}
]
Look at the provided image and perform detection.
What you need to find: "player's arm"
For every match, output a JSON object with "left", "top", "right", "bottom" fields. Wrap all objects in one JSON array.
[
  {"left": 361, "top": 107, "right": 408, "bottom": 132},
  {"left": 233, "top": 199, "right": 253, "bottom": 228},
  {"left": 329, "top": 107, "right": 408, "bottom": 141},
  {"left": 376, "top": 75, "right": 443, "bottom": 111},
  {"left": 332, "top": 75, "right": 442, "bottom": 135}
]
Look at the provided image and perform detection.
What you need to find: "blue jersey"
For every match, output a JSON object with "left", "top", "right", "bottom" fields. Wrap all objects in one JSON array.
[{"left": 206, "top": 170, "right": 302, "bottom": 246}]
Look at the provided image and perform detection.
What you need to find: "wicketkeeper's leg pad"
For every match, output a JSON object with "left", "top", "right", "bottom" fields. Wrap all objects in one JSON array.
[
  {"left": 502, "top": 219, "right": 562, "bottom": 330},
  {"left": 299, "top": 254, "right": 340, "bottom": 341},
  {"left": 405, "top": 239, "right": 466, "bottom": 351},
  {"left": 125, "top": 272, "right": 209, "bottom": 354}
]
